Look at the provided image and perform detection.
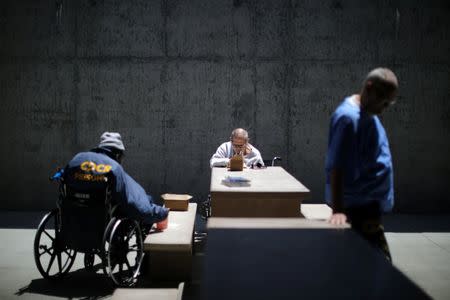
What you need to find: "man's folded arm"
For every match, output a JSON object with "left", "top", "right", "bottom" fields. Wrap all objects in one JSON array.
[
  {"left": 210, "top": 157, "right": 230, "bottom": 167},
  {"left": 210, "top": 144, "right": 230, "bottom": 168}
]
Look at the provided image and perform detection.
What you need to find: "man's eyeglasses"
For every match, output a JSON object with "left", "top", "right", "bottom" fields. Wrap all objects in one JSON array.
[{"left": 232, "top": 144, "right": 245, "bottom": 148}]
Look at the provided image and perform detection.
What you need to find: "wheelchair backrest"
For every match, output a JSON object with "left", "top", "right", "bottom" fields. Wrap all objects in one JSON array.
[
  {"left": 63, "top": 181, "right": 111, "bottom": 209},
  {"left": 59, "top": 175, "right": 116, "bottom": 252}
]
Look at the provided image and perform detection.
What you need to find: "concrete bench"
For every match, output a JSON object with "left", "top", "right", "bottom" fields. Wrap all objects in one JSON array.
[
  {"left": 144, "top": 203, "right": 197, "bottom": 281},
  {"left": 112, "top": 282, "right": 184, "bottom": 300}
]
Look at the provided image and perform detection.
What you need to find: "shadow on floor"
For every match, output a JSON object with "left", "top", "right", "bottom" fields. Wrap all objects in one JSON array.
[
  {"left": 16, "top": 266, "right": 114, "bottom": 300},
  {"left": 17, "top": 257, "right": 204, "bottom": 299},
  {"left": 384, "top": 214, "right": 450, "bottom": 232}
]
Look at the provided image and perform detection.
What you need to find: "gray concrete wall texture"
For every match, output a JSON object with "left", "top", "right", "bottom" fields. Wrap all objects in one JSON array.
[{"left": 0, "top": 0, "right": 449, "bottom": 212}]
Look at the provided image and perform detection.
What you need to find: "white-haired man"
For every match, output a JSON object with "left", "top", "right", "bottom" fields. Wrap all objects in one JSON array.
[
  {"left": 210, "top": 128, "right": 264, "bottom": 168},
  {"left": 325, "top": 68, "right": 398, "bottom": 260}
]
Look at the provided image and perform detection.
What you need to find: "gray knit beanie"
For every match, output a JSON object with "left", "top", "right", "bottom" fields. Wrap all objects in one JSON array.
[{"left": 98, "top": 132, "right": 125, "bottom": 151}]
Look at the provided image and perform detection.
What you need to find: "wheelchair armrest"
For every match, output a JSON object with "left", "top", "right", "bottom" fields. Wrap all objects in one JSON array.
[{"left": 263, "top": 156, "right": 282, "bottom": 167}]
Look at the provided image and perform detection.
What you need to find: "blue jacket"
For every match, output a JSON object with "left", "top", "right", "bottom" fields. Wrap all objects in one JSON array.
[{"left": 64, "top": 149, "right": 168, "bottom": 224}]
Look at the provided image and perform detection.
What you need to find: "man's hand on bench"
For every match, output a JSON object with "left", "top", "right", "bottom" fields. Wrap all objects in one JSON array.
[{"left": 156, "top": 215, "right": 169, "bottom": 231}]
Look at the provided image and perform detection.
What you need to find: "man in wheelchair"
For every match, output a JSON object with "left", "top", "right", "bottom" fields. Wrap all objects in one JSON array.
[
  {"left": 34, "top": 132, "right": 168, "bottom": 286},
  {"left": 64, "top": 131, "right": 169, "bottom": 226}
]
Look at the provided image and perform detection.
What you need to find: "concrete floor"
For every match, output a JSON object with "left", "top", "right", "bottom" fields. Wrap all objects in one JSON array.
[
  {"left": 0, "top": 212, "right": 449, "bottom": 300},
  {"left": 383, "top": 214, "right": 450, "bottom": 300}
]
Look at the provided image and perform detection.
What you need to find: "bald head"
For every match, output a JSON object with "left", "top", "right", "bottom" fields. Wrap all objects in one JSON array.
[
  {"left": 361, "top": 67, "right": 399, "bottom": 115},
  {"left": 364, "top": 68, "right": 398, "bottom": 91}
]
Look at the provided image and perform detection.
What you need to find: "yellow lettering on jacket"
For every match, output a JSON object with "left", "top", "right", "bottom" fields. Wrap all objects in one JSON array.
[
  {"left": 79, "top": 161, "right": 112, "bottom": 174},
  {"left": 74, "top": 172, "right": 106, "bottom": 182}
]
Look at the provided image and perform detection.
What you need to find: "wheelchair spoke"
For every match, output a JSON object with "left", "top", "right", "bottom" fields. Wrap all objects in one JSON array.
[
  {"left": 61, "top": 251, "right": 73, "bottom": 270},
  {"left": 46, "top": 253, "right": 56, "bottom": 274},
  {"left": 125, "top": 258, "right": 132, "bottom": 271},
  {"left": 111, "top": 260, "right": 118, "bottom": 272},
  {"left": 39, "top": 246, "right": 54, "bottom": 257},
  {"left": 126, "top": 228, "right": 136, "bottom": 242},
  {"left": 57, "top": 252, "right": 62, "bottom": 273},
  {"left": 53, "top": 215, "right": 58, "bottom": 231},
  {"left": 61, "top": 259, "right": 69, "bottom": 270},
  {"left": 43, "top": 230, "right": 55, "bottom": 241}
]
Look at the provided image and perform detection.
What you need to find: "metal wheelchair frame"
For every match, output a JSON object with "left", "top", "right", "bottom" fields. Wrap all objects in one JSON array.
[{"left": 34, "top": 173, "right": 145, "bottom": 287}]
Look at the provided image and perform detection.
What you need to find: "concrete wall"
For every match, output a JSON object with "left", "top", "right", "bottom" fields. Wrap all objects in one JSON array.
[{"left": 0, "top": 0, "right": 449, "bottom": 212}]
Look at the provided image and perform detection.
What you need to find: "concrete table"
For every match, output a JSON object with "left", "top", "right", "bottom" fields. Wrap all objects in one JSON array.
[
  {"left": 210, "top": 166, "right": 310, "bottom": 217},
  {"left": 202, "top": 218, "right": 430, "bottom": 300}
]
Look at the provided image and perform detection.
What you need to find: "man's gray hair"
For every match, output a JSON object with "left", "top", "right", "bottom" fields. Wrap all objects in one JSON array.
[
  {"left": 364, "top": 67, "right": 398, "bottom": 90},
  {"left": 231, "top": 128, "right": 249, "bottom": 141}
]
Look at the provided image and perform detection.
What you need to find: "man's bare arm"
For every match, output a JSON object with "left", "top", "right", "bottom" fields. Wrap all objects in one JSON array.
[{"left": 329, "top": 168, "right": 347, "bottom": 225}]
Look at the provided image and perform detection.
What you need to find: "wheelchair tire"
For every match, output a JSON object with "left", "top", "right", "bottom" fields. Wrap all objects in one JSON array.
[
  {"left": 34, "top": 209, "right": 77, "bottom": 279},
  {"left": 105, "top": 218, "right": 144, "bottom": 286},
  {"left": 100, "top": 217, "right": 117, "bottom": 275}
]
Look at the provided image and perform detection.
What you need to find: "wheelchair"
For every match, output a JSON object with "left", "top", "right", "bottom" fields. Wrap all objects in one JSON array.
[{"left": 34, "top": 170, "right": 145, "bottom": 286}]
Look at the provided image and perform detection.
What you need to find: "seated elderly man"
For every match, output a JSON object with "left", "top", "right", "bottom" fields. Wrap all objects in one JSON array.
[
  {"left": 210, "top": 128, "right": 264, "bottom": 168},
  {"left": 64, "top": 132, "right": 169, "bottom": 226}
]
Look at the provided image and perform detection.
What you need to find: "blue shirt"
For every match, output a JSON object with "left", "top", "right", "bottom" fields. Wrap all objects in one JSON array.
[
  {"left": 64, "top": 150, "right": 168, "bottom": 224},
  {"left": 325, "top": 97, "right": 394, "bottom": 213}
]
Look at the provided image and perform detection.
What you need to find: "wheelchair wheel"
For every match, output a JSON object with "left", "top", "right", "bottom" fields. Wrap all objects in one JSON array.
[
  {"left": 106, "top": 218, "right": 143, "bottom": 286},
  {"left": 34, "top": 209, "right": 77, "bottom": 279}
]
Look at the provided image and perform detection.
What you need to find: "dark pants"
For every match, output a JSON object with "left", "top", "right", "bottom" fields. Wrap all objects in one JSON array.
[{"left": 346, "top": 202, "right": 392, "bottom": 261}]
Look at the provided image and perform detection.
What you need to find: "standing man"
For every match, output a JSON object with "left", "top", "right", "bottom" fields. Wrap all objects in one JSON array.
[
  {"left": 210, "top": 128, "right": 264, "bottom": 168},
  {"left": 325, "top": 68, "right": 398, "bottom": 260}
]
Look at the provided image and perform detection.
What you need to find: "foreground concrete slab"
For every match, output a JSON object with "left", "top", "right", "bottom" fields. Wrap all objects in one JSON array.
[
  {"left": 203, "top": 225, "right": 430, "bottom": 300},
  {"left": 1, "top": 213, "right": 449, "bottom": 300}
]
